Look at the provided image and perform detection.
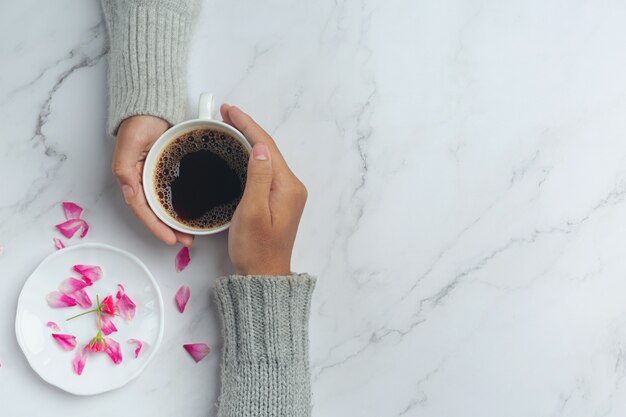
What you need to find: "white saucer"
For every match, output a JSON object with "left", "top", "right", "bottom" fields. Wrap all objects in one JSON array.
[{"left": 15, "top": 243, "right": 164, "bottom": 395}]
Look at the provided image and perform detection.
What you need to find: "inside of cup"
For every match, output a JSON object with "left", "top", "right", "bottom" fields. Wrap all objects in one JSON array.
[{"left": 143, "top": 120, "right": 251, "bottom": 235}]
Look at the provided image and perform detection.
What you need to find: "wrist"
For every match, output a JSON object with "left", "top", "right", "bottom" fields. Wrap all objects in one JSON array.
[{"left": 235, "top": 262, "right": 291, "bottom": 276}]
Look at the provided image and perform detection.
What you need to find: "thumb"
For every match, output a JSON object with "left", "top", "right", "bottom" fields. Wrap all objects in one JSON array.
[{"left": 240, "top": 143, "right": 273, "bottom": 207}]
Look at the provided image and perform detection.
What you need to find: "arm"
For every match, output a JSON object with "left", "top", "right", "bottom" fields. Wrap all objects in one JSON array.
[
  {"left": 102, "top": 0, "right": 200, "bottom": 246},
  {"left": 216, "top": 105, "right": 315, "bottom": 417},
  {"left": 101, "top": 0, "right": 200, "bottom": 134}
]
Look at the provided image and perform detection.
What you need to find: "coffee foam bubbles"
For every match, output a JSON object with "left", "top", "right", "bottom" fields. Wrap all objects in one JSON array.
[{"left": 154, "top": 128, "right": 249, "bottom": 229}]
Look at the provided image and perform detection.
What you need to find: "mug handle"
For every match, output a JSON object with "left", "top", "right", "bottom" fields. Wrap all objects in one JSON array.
[{"left": 198, "top": 93, "right": 215, "bottom": 120}]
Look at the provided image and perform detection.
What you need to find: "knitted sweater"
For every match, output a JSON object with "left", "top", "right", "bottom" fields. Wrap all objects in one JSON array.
[{"left": 101, "top": 2, "right": 316, "bottom": 416}]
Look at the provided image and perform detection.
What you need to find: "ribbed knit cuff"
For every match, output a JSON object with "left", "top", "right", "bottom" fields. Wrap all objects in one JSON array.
[
  {"left": 214, "top": 274, "right": 316, "bottom": 417},
  {"left": 102, "top": 0, "right": 200, "bottom": 135}
]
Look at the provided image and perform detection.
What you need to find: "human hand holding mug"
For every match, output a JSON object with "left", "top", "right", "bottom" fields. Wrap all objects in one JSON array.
[
  {"left": 221, "top": 104, "right": 307, "bottom": 276},
  {"left": 112, "top": 115, "right": 194, "bottom": 247}
]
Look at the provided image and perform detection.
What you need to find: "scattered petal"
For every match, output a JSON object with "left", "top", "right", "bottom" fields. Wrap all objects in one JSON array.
[
  {"left": 53, "top": 238, "right": 65, "bottom": 250},
  {"left": 101, "top": 314, "right": 118, "bottom": 336},
  {"left": 175, "top": 285, "right": 190, "bottom": 313},
  {"left": 46, "top": 321, "right": 60, "bottom": 331},
  {"left": 115, "top": 284, "right": 125, "bottom": 300},
  {"left": 175, "top": 247, "right": 190, "bottom": 272},
  {"left": 116, "top": 294, "right": 136, "bottom": 321},
  {"left": 59, "top": 277, "right": 88, "bottom": 294},
  {"left": 101, "top": 295, "right": 116, "bottom": 316},
  {"left": 127, "top": 339, "right": 143, "bottom": 358},
  {"left": 51, "top": 333, "right": 77, "bottom": 351},
  {"left": 62, "top": 202, "right": 83, "bottom": 220},
  {"left": 79, "top": 220, "right": 90, "bottom": 238},
  {"left": 72, "top": 289, "right": 92, "bottom": 308},
  {"left": 183, "top": 343, "right": 211, "bottom": 363},
  {"left": 72, "top": 347, "right": 88, "bottom": 375},
  {"left": 46, "top": 291, "right": 77, "bottom": 308},
  {"left": 104, "top": 338, "right": 122, "bottom": 364},
  {"left": 81, "top": 276, "right": 93, "bottom": 286},
  {"left": 55, "top": 219, "right": 88, "bottom": 239},
  {"left": 73, "top": 264, "right": 102, "bottom": 282}
]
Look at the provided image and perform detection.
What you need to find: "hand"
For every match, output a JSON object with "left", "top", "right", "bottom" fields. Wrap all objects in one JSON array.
[
  {"left": 222, "top": 105, "right": 307, "bottom": 276},
  {"left": 112, "top": 115, "right": 193, "bottom": 247}
]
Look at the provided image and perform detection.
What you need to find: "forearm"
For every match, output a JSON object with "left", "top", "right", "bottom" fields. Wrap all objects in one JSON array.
[
  {"left": 214, "top": 274, "right": 316, "bottom": 417},
  {"left": 101, "top": 0, "right": 201, "bottom": 135}
]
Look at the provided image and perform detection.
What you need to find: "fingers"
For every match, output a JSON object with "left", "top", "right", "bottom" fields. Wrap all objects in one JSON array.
[
  {"left": 113, "top": 136, "right": 191, "bottom": 247},
  {"left": 220, "top": 104, "right": 233, "bottom": 126},
  {"left": 128, "top": 185, "right": 178, "bottom": 246},
  {"left": 174, "top": 230, "right": 194, "bottom": 247},
  {"left": 239, "top": 143, "right": 273, "bottom": 219},
  {"left": 220, "top": 104, "right": 292, "bottom": 176}
]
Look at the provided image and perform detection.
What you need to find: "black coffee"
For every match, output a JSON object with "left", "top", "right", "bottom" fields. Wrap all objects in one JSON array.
[{"left": 154, "top": 128, "right": 249, "bottom": 229}]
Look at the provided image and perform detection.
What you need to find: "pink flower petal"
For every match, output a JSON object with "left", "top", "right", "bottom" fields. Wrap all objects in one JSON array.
[
  {"left": 127, "top": 339, "right": 143, "bottom": 358},
  {"left": 73, "top": 264, "right": 103, "bottom": 282},
  {"left": 115, "top": 283, "right": 125, "bottom": 300},
  {"left": 72, "top": 289, "right": 92, "bottom": 308},
  {"left": 81, "top": 276, "right": 93, "bottom": 286},
  {"left": 55, "top": 219, "right": 89, "bottom": 239},
  {"left": 101, "top": 314, "right": 118, "bottom": 336},
  {"left": 59, "top": 277, "right": 88, "bottom": 294},
  {"left": 175, "top": 247, "right": 190, "bottom": 272},
  {"left": 53, "top": 238, "right": 65, "bottom": 250},
  {"left": 46, "top": 321, "right": 60, "bottom": 331},
  {"left": 79, "top": 220, "right": 89, "bottom": 238},
  {"left": 116, "top": 294, "right": 136, "bottom": 321},
  {"left": 52, "top": 333, "right": 77, "bottom": 351},
  {"left": 101, "top": 295, "right": 116, "bottom": 316},
  {"left": 72, "top": 347, "right": 88, "bottom": 375},
  {"left": 62, "top": 202, "right": 83, "bottom": 220},
  {"left": 175, "top": 285, "right": 190, "bottom": 313},
  {"left": 183, "top": 343, "right": 211, "bottom": 363},
  {"left": 104, "top": 338, "right": 122, "bottom": 364},
  {"left": 46, "top": 291, "right": 77, "bottom": 308}
]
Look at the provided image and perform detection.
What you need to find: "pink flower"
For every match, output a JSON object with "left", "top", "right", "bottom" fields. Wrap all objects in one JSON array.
[
  {"left": 127, "top": 339, "right": 143, "bottom": 358},
  {"left": 101, "top": 314, "right": 117, "bottom": 336},
  {"left": 175, "top": 285, "right": 190, "bottom": 313},
  {"left": 183, "top": 343, "right": 211, "bottom": 363},
  {"left": 53, "top": 238, "right": 65, "bottom": 250},
  {"left": 175, "top": 247, "right": 191, "bottom": 272},
  {"left": 72, "top": 347, "right": 88, "bottom": 376},
  {"left": 73, "top": 264, "right": 103, "bottom": 282},
  {"left": 104, "top": 338, "right": 122, "bottom": 364},
  {"left": 88, "top": 336, "right": 106, "bottom": 352},
  {"left": 46, "top": 321, "right": 61, "bottom": 331},
  {"left": 46, "top": 291, "right": 77, "bottom": 308},
  {"left": 59, "top": 277, "right": 88, "bottom": 294},
  {"left": 72, "top": 289, "right": 92, "bottom": 308},
  {"left": 115, "top": 284, "right": 136, "bottom": 321},
  {"left": 51, "top": 333, "right": 77, "bottom": 351},
  {"left": 100, "top": 295, "right": 116, "bottom": 316}
]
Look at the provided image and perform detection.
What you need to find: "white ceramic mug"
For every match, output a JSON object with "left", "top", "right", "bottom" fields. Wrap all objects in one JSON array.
[{"left": 143, "top": 93, "right": 252, "bottom": 235}]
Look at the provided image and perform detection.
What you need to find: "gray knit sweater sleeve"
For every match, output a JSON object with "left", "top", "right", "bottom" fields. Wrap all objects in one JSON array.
[
  {"left": 215, "top": 274, "right": 316, "bottom": 417},
  {"left": 101, "top": 0, "right": 200, "bottom": 135}
]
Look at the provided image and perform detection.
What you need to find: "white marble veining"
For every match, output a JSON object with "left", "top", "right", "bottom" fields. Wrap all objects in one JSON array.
[{"left": 3, "top": 0, "right": 626, "bottom": 415}]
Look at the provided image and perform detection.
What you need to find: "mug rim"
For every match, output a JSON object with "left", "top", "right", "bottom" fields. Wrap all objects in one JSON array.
[{"left": 142, "top": 118, "right": 251, "bottom": 236}]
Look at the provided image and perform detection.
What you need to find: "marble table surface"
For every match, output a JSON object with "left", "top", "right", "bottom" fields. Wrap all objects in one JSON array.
[{"left": 3, "top": 0, "right": 626, "bottom": 416}]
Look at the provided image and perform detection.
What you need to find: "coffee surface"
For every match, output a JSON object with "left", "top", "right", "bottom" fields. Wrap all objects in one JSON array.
[{"left": 154, "top": 128, "right": 248, "bottom": 229}]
